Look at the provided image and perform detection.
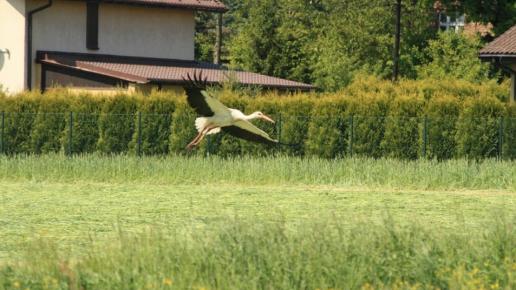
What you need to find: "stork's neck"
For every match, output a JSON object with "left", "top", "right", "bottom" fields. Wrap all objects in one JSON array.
[{"left": 246, "top": 112, "right": 263, "bottom": 121}]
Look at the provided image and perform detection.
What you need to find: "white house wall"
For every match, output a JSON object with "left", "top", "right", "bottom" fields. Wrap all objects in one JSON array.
[
  {"left": 30, "top": 0, "right": 195, "bottom": 89},
  {"left": 0, "top": 0, "right": 26, "bottom": 94}
]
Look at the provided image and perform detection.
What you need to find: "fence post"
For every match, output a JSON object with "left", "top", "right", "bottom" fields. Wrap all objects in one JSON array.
[
  {"left": 349, "top": 115, "right": 354, "bottom": 157},
  {"left": 137, "top": 111, "right": 142, "bottom": 157},
  {"left": 68, "top": 112, "right": 73, "bottom": 156},
  {"left": 422, "top": 116, "right": 428, "bottom": 158},
  {"left": 277, "top": 113, "right": 282, "bottom": 144},
  {"left": 498, "top": 116, "right": 504, "bottom": 159},
  {"left": 0, "top": 112, "right": 4, "bottom": 154},
  {"left": 206, "top": 135, "right": 211, "bottom": 157}
]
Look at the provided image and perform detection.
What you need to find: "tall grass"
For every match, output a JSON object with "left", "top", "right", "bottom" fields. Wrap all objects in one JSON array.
[
  {"left": 1, "top": 218, "right": 514, "bottom": 290},
  {"left": 0, "top": 154, "right": 514, "bottom": 191}
]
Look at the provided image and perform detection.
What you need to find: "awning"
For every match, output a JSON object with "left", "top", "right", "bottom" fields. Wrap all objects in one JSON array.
[{"left": 37, "top": 51, "right": 315, "bottom": 91}]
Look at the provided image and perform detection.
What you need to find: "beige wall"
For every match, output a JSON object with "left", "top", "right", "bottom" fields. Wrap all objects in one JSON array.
[
  {"left": 0, "top": 0, "right": 26, "bottom": 94},
  {"left": 30, "top": 0, "right": 196, "bottom": 88}
]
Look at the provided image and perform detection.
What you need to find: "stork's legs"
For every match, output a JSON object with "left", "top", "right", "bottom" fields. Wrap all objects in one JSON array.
[
  {"left": 186, "top": 131, "right": 204, "bottom": 149},
  {"left": 186, "top": 125, "right": 219, "bottom": 150}
]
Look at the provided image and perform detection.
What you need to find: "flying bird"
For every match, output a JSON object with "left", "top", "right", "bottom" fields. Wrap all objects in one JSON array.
[{"left": 182, "top": 71, "right": 278, "bottom": 149}]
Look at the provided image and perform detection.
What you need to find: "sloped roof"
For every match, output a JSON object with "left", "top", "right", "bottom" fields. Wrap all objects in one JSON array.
[
  {"left": 37, "top": 51, "right": 315, "bottom": 91},
  {"left": 73, "top": 0, "right": 227, "bottom": 12},
  {"left": 479, "top": 25, "right": 516, "bottom": 56}
]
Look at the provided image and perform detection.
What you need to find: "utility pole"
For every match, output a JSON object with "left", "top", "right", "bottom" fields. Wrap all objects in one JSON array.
[
  {"left": 214, "top": 13, "right": 223, "bottom": 64},
  {"left": 392, "top": 0, "right": 401, "bottom": 81}
]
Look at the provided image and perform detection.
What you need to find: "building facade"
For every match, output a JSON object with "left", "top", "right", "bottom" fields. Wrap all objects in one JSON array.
[{"left": 0, "top": 0, "right": 313, "bottom": 94}]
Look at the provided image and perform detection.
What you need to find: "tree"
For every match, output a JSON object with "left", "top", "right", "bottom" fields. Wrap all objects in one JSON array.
[{"left": 416, "top": 31, "right": 490, "bottom": 82}]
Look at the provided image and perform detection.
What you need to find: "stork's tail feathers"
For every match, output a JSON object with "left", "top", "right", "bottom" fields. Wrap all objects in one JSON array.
[
  {"left": 194, "top": 117, "right": 207, "bottom": 133},
  {"left": 195, "top": 117, "right": 220, "bottom": 135}
]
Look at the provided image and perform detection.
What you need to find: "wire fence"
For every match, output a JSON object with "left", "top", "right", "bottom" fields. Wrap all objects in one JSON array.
[{"left": 0, "top": 111, "right": 514, "bottom": 160}]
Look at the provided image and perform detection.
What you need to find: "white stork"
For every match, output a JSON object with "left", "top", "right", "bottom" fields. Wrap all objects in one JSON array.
[{"left": 182, "top": 71, "right": 278, "bottom": 149}]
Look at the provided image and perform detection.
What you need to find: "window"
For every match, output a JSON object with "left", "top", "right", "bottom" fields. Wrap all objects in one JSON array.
[{"left": 86, "top": 1, "right": 99, "bottom": 50}]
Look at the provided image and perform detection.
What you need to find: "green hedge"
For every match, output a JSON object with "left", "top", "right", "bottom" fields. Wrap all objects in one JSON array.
[{"left": 0, "top": 78, "right": 514, "bottom": 160}]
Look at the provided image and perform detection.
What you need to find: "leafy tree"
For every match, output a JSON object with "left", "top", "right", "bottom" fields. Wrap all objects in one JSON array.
[{"left": 416, "top": 31, "right": 490, "bottom": 82}]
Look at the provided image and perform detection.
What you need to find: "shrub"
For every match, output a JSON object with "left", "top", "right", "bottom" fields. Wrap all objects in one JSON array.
[
  {"left": 0, "top": 92, "right": 41, "bottom": 154},
  {"left": 276, "top": 94, "right": 314, "bottom": 156},
  {"left": 97, "top": 94, "right": 137, "bottom": 154},
  {"left": 30, "top": 91, "right": 69, "bottom": 154},
  {"left": 347, "top": 93, "right": 390, "bottom": 158},
  {"left": 381, "top": 95, "right": 424, "bottom": 159},
  {"left": 130, "top": 92, "right": 176, "bottom": 155},
  {"left": 456, "top": 97, "right": 505, "bottom": 159},
  {"left": 502, "top": 103, "right": 516, "bottom": 159},
  {"left": 0, "top": 78, "right": 514, "bottom": 160},
  {"left": 305, "top": 97, "right": 350, "bottom": 158},
  {"left": 62, "top": 93, "right": 103, "bottom": 154},
  {"left": 169, "top": 101, "right": 198, "bottom": 155},
  {"left": 424, "top": 95, "right": 460, "bottom": 160}
]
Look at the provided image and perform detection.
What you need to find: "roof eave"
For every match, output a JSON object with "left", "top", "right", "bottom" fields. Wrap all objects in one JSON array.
[
  {"left": 479, "top": 53, "right": 516, "bottom": 59},
  {"left": 150, "top": 79, "right": 316, "bottom": 91},
  {"left": 95, "top": 0, "right": 228, "bottom": 12}
]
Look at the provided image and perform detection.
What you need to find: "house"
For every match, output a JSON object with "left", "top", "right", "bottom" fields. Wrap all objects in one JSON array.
[
  {"left": 0, "top": 0, "right": 314, "bottom": 94},
  {"left": 479, "top": 24, "right": 516, "bottom": 103}
]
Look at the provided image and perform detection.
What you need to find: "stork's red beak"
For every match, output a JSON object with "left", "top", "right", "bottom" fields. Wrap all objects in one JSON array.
[{"left": 261, "top": 114, "right": 275, "bottom": 123}]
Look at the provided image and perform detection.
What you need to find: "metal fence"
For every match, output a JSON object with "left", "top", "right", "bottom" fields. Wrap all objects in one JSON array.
[{"left": 0, "top": 111, "right": 514, "bottom": 160}]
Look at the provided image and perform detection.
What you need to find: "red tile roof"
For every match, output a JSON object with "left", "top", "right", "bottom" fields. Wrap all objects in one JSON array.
[
  {"left": 75, "top": 0, "right": 227, "bottom": 12},
  {"left": 479, "top": 25, "right": 516, "bottom": 56},
  {"left": 37, "top": 51, "right": 315, "bottom": 91}
]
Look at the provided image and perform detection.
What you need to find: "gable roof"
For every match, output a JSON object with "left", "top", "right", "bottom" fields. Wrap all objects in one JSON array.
[
  {"left": 73, "top": 0, "right": 228, "bottom": 12},
  {"left": 37, "top": 51, "right": 315, "bottom": 91},
  {"left": 479, "top": 25, "right": 516, "bottom": 57}
]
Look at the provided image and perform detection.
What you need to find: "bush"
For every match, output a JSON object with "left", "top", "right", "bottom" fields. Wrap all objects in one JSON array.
[
  {"left": 169, "top": 101, "right": 198, "bottom": 155},
  {"left": 97, "top": 94, "right": 137, "bottom": 154},
  {"left": 276, "top": 94, "right": 314, "bottom": 156},
  {"left": 130, "top": 92, "right": 176, "bottom": 155},
  {"left": 424, "top": 95, "right": 460, "bottom": 160},
  {"left": 305, "top": 97, "right": 350, "bottom": 158},
  {"left": 381, "top": 95, "right": 424, "bottom": 159},
  {"left": 0, "top": 92, "right": 40, "bottom": 154},
  {"left": 503, "top": 103, "right": 516, "bottom": 159},
  {"left": 0, "top": 78, "right": 514, "bottom": 160},
  {"left": 347, "top": 93, "right": 389, "bottom": 158},
  {"left": 456, "top": 97, "right": 505, "bottom": 159},
  {"left": 30, "top": 91, "right": 69, "bottom": 154}
]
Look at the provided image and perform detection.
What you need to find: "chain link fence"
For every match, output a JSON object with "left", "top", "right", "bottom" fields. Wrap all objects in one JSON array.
[{"left": 0, "top": 111, "right": 514, "bottom": 160}]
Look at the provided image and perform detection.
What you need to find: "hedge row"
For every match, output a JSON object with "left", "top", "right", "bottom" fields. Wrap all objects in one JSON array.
[{"left": 0, "top": 80, "right": 514, "bottom": 160}]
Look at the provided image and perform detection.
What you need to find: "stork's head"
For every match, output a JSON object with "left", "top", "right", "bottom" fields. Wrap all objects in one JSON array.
[{"left": 254, "top": 111, "right": 275, "bottom": 123}]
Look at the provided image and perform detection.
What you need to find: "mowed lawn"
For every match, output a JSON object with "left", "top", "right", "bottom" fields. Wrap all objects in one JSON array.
[
  {"left": 0, "top": 155, "right": 515, "bottom": 289},
  {"left": 1, "top": 182, "right": 514, "bottom": 256}
]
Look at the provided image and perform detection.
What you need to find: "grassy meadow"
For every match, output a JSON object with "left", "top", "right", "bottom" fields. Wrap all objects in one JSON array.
[{"left": 0, "top": 155, "right": 515, "bottom": 289}]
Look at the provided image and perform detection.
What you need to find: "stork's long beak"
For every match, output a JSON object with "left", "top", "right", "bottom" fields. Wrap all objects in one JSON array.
[{"left": 261, "top": 114, "right": 275, "bottom": 123}]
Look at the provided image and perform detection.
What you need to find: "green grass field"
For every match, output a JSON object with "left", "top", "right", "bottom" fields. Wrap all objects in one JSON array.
[{"left": 0, "top": 155, "right": 515, "bottom": 290}]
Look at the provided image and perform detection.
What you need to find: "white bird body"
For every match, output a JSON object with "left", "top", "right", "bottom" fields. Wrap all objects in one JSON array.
[
  {"left": 183, "top": 72, "right": 277, "bottom": 149},
  {"left": 195, "top": 109, "right": 264, "bottom": 135}
]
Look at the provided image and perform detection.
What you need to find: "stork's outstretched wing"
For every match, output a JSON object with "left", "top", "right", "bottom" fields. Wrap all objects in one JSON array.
[
  {"left": 222, "top": 120, "right": 278, "bottom": 145},
  {"left": 182, "top": 71, "right": 227, "bottom": 117}
]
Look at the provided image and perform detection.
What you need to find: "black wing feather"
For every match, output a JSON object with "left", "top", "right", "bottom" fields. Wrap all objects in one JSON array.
[
  {"left": 222, "top": 126, "right": 277, "bottom": 145},
  {"left": 182, "top": 71, "right": 214, "bottom": 117}
]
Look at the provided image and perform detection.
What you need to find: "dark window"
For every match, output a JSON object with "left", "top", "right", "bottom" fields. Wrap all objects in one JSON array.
[{"left": 86, "top": 1, "right": 99, "bottom": 50}]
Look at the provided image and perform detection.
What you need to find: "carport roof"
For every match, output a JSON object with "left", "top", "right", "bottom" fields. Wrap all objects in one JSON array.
[{"left": 37, "top": 51, "right": 315, "bottom": 91}]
